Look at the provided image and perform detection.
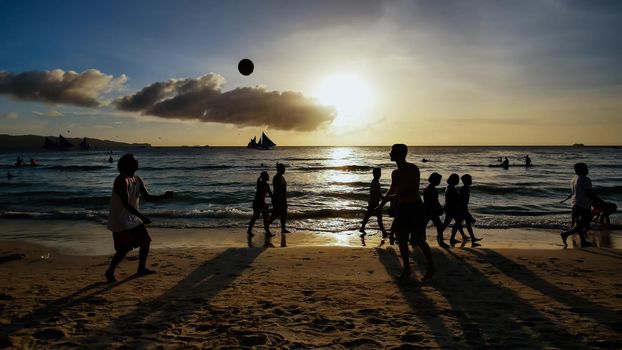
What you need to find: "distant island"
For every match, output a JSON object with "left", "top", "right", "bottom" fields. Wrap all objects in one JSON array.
[{"left": 0, "top": 134, "right": 151, "bottom": 151}]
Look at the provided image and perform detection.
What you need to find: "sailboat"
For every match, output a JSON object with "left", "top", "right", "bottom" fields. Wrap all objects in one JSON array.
[
  {"left": 58, "top": 134, "right": 74, "bottom": 150},
  {"left": 79, "top": 137, "right": 91, "bottom": 150},
  {"left": 247, "top": 132, "right": 276, "bottom": 150}
]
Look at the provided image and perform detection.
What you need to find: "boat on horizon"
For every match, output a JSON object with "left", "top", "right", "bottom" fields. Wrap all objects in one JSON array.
[{"left": 247, "top": 132, "right": 276, "bottom": 150}]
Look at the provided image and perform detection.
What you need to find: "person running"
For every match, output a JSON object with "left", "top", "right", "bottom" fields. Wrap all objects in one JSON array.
[
  {"left": 375, "top": 144, "right": 434, "bottom": 281},
  {"left": 359, "top": 167, "right": 388, "bottom": 241},
  {"left": 424, "top": 172, "right": 449, "bottom": 248},
  {"left": 560, "top": 163, "right": 602, "bottom": 247},
  {"left": 268, "top": 162, "right": 289, "bottom": 247},
  {"left": 247, "top": 171, "right": 274, "bottom": 247},
  {"left": 459, "top": 174, "right": 482, "bottom": 247},
  {"left": 105, "top": 154, "right": 174, "bottom": 283},
  {"left": 442, "top": 173, "right": 468, "bottom": 247}
]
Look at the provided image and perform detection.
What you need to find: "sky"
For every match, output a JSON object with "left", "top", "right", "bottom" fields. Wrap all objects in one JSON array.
[{"left": 1, "top": 0, "right": 621, "bottom": 146}]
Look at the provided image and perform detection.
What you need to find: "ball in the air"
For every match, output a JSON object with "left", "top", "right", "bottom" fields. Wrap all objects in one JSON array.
[{"left": 238, "top": 59, "right": 254, "bottom": 76}]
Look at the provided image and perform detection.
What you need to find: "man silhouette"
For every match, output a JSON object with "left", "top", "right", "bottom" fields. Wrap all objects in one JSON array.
[{"left": 376, "top": 144, "right": 434, "bottom": 280}]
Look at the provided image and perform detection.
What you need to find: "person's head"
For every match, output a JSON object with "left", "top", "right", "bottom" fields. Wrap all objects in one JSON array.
[
  {"left": 447, "top": 173, "right": 460, "bottom": 186},
  {"left": 117, "top": 153, "right": 138, "bottom": 176},
  {"left": 276, "top": 162, "right": 286, "bottom": 174},
  {"left": 461, "top": 174, "right": 472, "bottom": 186},
  {"left": 390, "top": 144, "right": 408, "bottom": 162},
  {"left": 428, "top": 172, "right": 442, "bottom": 186},
  {"left": 259, "top": 171, "right": 269, "bottom": 182},
  {"left": 372, "top": 167, "right": 381, "bottom": 179},
  {"left": 574, "top": 162, "right": 588, "bottom": 176}
]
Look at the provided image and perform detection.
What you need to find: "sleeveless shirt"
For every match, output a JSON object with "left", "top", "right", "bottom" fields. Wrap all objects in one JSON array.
[{"left": 107, "top": 175, "right": 143, "bottom": 232}]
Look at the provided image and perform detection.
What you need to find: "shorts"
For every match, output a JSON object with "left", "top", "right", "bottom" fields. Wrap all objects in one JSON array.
[
  {"left": 393, "top": 201, "right": 427, "bottom": 244},
  {"left": 112, "top": 224, "right": 151, "bottom": 252}
]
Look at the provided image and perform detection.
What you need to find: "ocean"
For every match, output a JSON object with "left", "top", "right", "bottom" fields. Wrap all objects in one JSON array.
[{"left": 1, "top": 146, "right": 621, "bottom": 234}]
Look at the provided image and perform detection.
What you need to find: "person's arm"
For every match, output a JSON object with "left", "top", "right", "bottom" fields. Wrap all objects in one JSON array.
[
  {"left": 138, "top": 176, "right": 174, "bottom": 202},
  {"left": 113, "top": 176, "right": 151, "bottom": 224},
  {"left": 560, "top": 193, "right": 572, "bottom": 203},
  {"left": 375, "top": 172, "right": 397, "bottom": 213}
]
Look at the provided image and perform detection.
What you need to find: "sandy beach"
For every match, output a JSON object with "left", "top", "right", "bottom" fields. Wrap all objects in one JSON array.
[{"left": 2, "top": 224, "right": 622, "bottom": 349}]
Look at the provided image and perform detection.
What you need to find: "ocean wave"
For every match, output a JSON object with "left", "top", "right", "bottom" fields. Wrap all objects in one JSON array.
[
  {"left": 297, "top": 165, "right": 374, "bottom": 172},
  {"left": 44, "top": 165, "right": 112, "bottom": 171}
]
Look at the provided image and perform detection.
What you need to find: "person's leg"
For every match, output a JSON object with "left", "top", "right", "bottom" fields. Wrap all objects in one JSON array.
[
  {"left": 248, "top": 209, "right": 260, "bottom": 235},
  {"left": 376, "top": 212, "right": 388, "bottom": 237},
  {"left": 561, "top": 208, "right": 583, "bottom": 246},
  {"left": 137, "top": 241, "right": 153, "bottom": 274},
  {"left": 397, "top": 240, "right": 411, "bottom": 279},
  {"left": 261, "top": 206, "right": 272, "bottom": 236},
  {"left": 359, "top": 210, "right": 372, "bottom": 234},
  {"left": 280, "top": 206, "right": 290, "bottom": 233},
  {"left": 106, "top": 249, "right": 129, "bottom": 282},
  {"left": 432, "top": 216, "right": 449, "bottom": 248}
]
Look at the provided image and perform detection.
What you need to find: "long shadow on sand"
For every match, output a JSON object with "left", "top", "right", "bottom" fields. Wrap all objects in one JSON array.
[
  {"left": 468, "top": 249, "right": 622, "bottom": 336},
  {"left": 83, "top": 247, "right": 264, "bottom": 349},
  {"left": 375, "top": 247, "right": 457, "bottom": 347},
  {"left": 2, "top": 275, "right": 138, "bottom": 340},
  {"left": 435, "top": 249, "right": 589, "bottom": 347}
]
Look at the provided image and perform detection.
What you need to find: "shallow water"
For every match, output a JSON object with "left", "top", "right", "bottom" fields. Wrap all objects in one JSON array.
[{"left": 1, "top": 146, "right": 621, "bottom": 233}]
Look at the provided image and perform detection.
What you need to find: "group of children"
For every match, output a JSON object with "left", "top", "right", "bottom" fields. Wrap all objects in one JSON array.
[{"left": 359, "top": 168, "right": 482, "bottom": 248}]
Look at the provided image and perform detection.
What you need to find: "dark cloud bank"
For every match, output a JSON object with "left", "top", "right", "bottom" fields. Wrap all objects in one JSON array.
[
  {"left": 0, "top": 69, "right": 126, "bottom": 107},
  {"left": 0, "top": 69, "right": 335, "bottom": 131}
]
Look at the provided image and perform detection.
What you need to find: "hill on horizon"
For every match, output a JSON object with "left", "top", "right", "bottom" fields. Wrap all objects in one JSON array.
[{"left": 0, "top": 134, "right": 151, "bottom": 151}]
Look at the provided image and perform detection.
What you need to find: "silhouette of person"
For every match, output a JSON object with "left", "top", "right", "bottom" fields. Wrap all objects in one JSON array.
[
  {"left": 105, "top": 154, "right": 174, "bottom": 283},
  {"left": 424, "top": 172, "right": 449, "bottom": 248},
  {"left": 375, "top": 144, "right": 434, "bottom": 281},
  {"left": 108, "top": 155, "right": 114, "bottom": 163},
  {"left": 525, "top": 155, "right": 531, "bottom": 166},
  {"left": 459, "top": 174, "right": 482, "bottom": 247},
  {"left": 442, "top": 173, "right": 468, "bottom": 246},
  {"left": 268, "top": 162, "right": 289, "bottom": 246},
  {"left": 359, "top": 167, "right": 388, "bottom": 241},
  {"left": 560, "top": 163, "right": 602, "bottom": 247},
  {"left": 592, "top": 201, "right": 617, "bottom": 225},
  {"left": 6, "top": 171, "right": 13, "bottom": 179},
  {"left": 15, "top": 156, "right": 23, "bottom": 167},
  {"left": 247, "top": 171, "right": 274, "bottom": 247},
  {"left": 501, "top": 157, "right": 509, "bottom": 168}
]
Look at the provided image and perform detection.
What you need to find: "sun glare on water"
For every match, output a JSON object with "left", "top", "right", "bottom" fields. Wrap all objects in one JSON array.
[{"left": 312, "top": 73, "right": 374, "bottom": 130}]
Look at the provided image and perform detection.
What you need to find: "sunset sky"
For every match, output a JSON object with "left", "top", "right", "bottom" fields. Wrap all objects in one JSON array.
[{"left": 1, "top": 1, "right": 621, "bottom": 146}]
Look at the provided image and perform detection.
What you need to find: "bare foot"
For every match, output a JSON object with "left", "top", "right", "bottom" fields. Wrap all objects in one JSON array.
[
  {"left": 450, "top": 238, "right": 461, "bottom": 247},
  {"left": 105, "top": 270, "right": 117, "bottom": 283},
  {"left": 560, "top": 232, "right": 568, "bottom": 247},
  {"left": 137, "top": 268, "right": 156, "bottom": 277},
  {"left": 282, "top": 229, "right": 291, "bottom": 234}
]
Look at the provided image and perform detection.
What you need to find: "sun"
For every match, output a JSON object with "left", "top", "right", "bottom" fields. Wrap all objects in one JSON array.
[{"left": 312, "top": 73, "right": 374, "bottom": 129}]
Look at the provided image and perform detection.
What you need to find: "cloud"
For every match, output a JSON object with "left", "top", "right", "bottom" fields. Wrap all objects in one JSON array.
[
  {"left": 2, "top": 112, "right": 18, "bottom": 120},
  {"left": 117, "top": 74, "right": 335, "bottom": 131},
  {"left": 0, "top": 69, "right": 127, "bottom": 107},
  {"left": 33, "top": 109, "right": 64, "bottom": 117}
]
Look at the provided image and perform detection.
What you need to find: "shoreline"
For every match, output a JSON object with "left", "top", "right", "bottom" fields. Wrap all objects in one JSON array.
[{"left": 1, "top": 219, "right": 621, "bottom": 257}]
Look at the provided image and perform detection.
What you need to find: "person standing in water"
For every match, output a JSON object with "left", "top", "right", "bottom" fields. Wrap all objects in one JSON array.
[
  {"left": 459, "top": 174, "right": 482, "bottom": 247},
  {"left": 105, "top": 154, "right": 174, "bottom": 283},
  {"left": 423, "top": 172, "right": 449, "bottom": 248},
  {"left": 248, "top": 171, "right": 274, "bottom": 247},
  {"left": 268, "top": 163, "right": 290, "bottom": 247},
  {"left": 359, "top": 167, "right": 388, "bottom": 242},
  {"left": 376, "top": 144, "right": 434, "bottom": 281}
]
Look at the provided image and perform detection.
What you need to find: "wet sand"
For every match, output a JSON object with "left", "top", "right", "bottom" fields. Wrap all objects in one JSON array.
[{"left": 1, "top": 228, "right": 622, "bottom": 348}]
